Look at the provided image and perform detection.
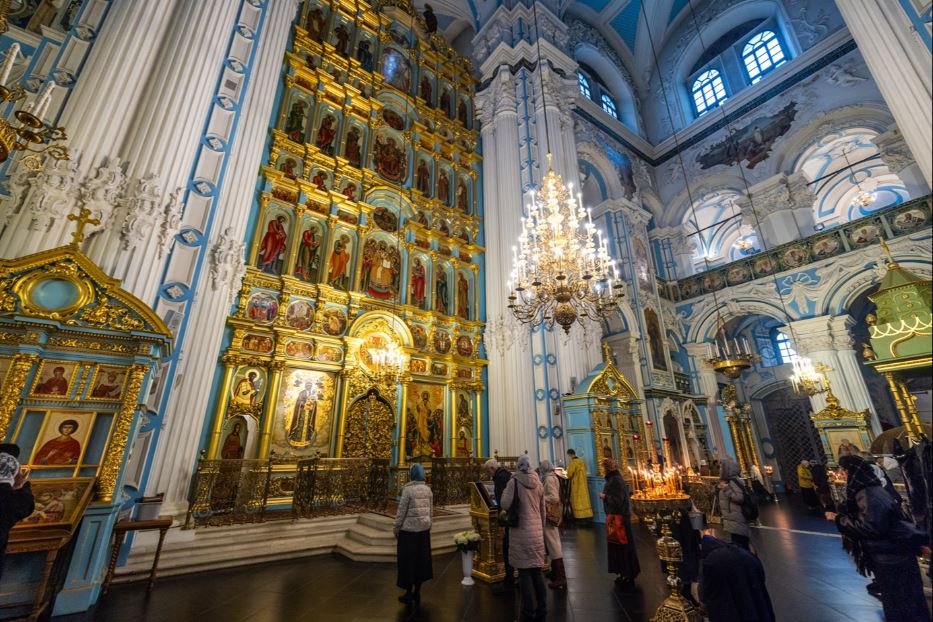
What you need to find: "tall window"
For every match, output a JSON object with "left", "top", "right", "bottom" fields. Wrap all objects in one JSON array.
[
  {"left": 742, "top": 30, "right": 786, "bottom": 84},
  {"left": 601, "top": 94, "right": 618, "bottom": 119},
  {"left": 577, "top": 72, "right": 591, "bottom": 98},
  {"left": 773, "top": 329, "right": 797, "bottom": 365},
  {"left": 691, "top": 69, "right": 727, "bottom": 115}
]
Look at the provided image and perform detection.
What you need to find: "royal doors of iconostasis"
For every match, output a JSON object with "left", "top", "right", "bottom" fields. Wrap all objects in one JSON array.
[{"left": 0, "top": 242, "right": 171, "bottom": 615}]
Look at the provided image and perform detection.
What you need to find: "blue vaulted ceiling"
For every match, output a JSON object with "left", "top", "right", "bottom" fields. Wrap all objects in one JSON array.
[{"left": 609, "top": 0, "right": 642, "bottom": 51}]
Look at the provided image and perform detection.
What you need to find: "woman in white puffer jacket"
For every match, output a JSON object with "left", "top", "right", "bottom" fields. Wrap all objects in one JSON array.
[{"left": 394, "top": 463, "right": 433, "bottom": 605}]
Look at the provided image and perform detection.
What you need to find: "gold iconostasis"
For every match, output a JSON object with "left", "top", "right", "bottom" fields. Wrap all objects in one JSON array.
[{"left": 205, "top": 0, "right": 486, "bottom": 469}]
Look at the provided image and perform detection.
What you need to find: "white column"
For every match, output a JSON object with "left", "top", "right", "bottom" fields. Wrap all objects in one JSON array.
[
  {"left": 835, "top": 0, "right": 932, "bottom": 187},
  {"left": 874, "top": 125, "right": 932, "bottom": 197},
  {"left": 685, "top": 342, "right": 727, "bottom": 458},
  {"left": 144, "top": 0, "right": 297, "bottom": 515},
  {"left": 785, "top": 315, "right": 882, "bottom": 435},
  {"left": 741, "top": 172, "right": 815, "bottom": 247},
  {"left": 0, "top": 0, "right": 180, "bottom": 259},
  {"left": 477, "top": 68, "right": 537, "bottom": 458}
]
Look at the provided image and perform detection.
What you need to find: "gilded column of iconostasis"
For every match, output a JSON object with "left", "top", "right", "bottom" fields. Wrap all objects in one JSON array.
[{"left": 202, "top": 0, "right": 486, "bottom": 498}]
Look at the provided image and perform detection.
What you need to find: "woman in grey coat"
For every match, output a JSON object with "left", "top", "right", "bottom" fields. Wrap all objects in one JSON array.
[
  {"left": 501, "top": 455, "right": 547, "bottom": 622},
  {"left": 718, "top": 458, "right": 751, "bottom": 549},
  {"left": 394, "top": 463, "right": 433, "bottom": 604}
]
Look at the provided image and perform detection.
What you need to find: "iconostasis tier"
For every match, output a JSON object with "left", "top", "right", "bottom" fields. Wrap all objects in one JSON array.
[{"left": 206, "top": 0, "right": 487, "bottom": 485}]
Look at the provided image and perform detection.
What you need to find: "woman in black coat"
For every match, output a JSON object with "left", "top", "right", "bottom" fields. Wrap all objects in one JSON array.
[
  {"left": 698, "top": 534, "right": 775, "bottom": 622},
  {"left": 0, "top": 445, "right": 35, "bottom": 583},
  {"left": 599, "top": 459, "right": 639, "bottom": 586},
  {"left": 828, "top": 455, "right": 930, "bottom": 622}
]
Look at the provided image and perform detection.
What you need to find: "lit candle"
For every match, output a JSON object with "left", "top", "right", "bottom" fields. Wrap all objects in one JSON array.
[{"left": 0, "top": 43, "right": 19, "bottom": 88}]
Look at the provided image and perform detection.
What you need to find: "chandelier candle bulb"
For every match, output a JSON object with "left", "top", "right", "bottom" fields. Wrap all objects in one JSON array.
[{"left": 0, "top": 43, "right": 19, "bottom": 88}]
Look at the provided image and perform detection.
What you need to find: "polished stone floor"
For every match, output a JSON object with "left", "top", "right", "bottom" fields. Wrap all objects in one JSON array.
[{"left": 55, "top": 494, "right": 925, "bottom": 622}]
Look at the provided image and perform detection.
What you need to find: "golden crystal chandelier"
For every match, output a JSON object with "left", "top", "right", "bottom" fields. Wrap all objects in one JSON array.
[
  {"left": 508, "top": 155, "right": 624, "bottom": 334},
  {"left": 791, "top": 358, "right": 828, "bottom": 396}
]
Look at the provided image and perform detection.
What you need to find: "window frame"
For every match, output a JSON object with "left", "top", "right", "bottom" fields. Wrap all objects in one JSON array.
[
  {"left": 577, "top": 71, "right": 592, "bottom": 99},
  {"left": 741, "top": 29, "right": 788, "bottom": 85},
  {"left": 771, "top": 328, "right": 797, "bottom": 366},
  {"left": 600, "top": 93, "right": 618, "bottom": 119},
  {"left": 689, "top": 64, "right": 729, "bottom": 117}
]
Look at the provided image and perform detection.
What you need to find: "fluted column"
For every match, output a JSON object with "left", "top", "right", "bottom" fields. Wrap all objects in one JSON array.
[
  {"left": 143, "top": 0, "right": 296, "bottom": 515},
  {"left": 0, "top": 1, "right": 180, "bottom": 259},
  {"left": 785, "top": 315, "right": 882, "bottom": 435},
  {"left": 685, "top": 342, "right": 727, "bottom": 458},
  {"left": 477, "top": 69, "right": 537, "bottom": 458},
  {"left": 835, "top": 0, "right": 932, "bottom": 187}
]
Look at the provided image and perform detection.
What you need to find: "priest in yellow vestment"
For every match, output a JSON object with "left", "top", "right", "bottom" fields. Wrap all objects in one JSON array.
[{"left": 566, "top": 449, "right": 593, "bottom": 520}]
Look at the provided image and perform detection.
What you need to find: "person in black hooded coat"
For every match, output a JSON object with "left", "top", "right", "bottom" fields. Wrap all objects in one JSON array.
[
  {"left": 828, "top": 455, "right": 930, "bottom": 622},
  {"left": 697, "top": 534, "right": 775, "bottom": 622}
]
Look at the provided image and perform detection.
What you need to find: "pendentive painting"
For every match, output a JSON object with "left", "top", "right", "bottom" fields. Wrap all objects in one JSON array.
[
  {"left": 406, "top": 382, "right": 445, "bottom": 460},
  {"left": 273, "top": 367, "right": 337, "bottom": 455}
]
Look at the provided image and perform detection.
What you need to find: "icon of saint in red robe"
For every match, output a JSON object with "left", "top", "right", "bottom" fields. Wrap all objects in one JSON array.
[
  {"left": 33, "top": 419, "right": 82, "bottom": 465},
  {"left": 35, "top": 366, "right": 69, "bottom": 396},
  {"left": 258, "top": 215, "right": 288, "bottom": 275}
]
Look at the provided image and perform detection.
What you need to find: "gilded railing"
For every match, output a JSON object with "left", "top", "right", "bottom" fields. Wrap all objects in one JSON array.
[
  {"left": 291, "top": 458, "right": 390, "bottom": 519},
  {"left": 185, "top": 457, "right": 274, "bottom": 528},
  {"left": 431, "top": 457, "right": 484, "bottom": 506},
  {"left": 664, "top": 196, "right": 931, "bottom": 301}
]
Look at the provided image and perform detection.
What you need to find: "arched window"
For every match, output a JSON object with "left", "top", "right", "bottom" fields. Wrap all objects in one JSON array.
[
  {"left": 600, "top": 94, "right": 618, "bottom": 119},
  {"left": 771, "top": 329, "right": 797, "bottom": 365},
  {"left": 742, "top": 30, "right": 786, "bottom": 84},
  {"left": 577, "top": 72, "right": 591, "bottom": 99},
  {"left": 691, "top": 69, "right": 727, "bottom": 115}
]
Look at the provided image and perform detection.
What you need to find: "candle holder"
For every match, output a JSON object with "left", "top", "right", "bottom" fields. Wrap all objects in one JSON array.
[
  {"left": 0, "top": 84, "right": 69, "bottom": 166},
  {"left": 632, "top": 495, "right": 701, "bottom": 622}
]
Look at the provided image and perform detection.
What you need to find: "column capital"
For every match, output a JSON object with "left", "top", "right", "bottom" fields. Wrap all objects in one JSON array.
[
  {"left": 873, "top": 125, "right": 916, "bottom": 174},
  {"left": 739, "top": 172, "right": 814, "bottom": 226}
]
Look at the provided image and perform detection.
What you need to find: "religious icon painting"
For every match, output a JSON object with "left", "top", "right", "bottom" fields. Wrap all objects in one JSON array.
[
  {"left": 30, "top": 411, "right": 95, "bottom": 466},
  {"left": 643, "top": 308, "right": 668, "bottom": 372},
  {"left": 455, "top": 335, "right": 473, "bottom": 357},
  {"left": 359, "top": 235, "right": 401, "bottom": 300},
  {"left": 406, "top": 382, "right": 445, "bottom": 460},
  {"left": 255, "top": 209, "right": 291, "bottom": 276},
  {"left": 410, "top": 359, "right": 428, "bottom": 374},
  {"left": 303, "top": 6, "right": 329, "bottom": 44},
  {"left": 433, "top": 330, "right": 451, "bottom": 355},
  {"left": 355, "top": 35, "right": 375, "bottom": 72},
  {"left": 277, "top": 153, "right": 303, "bottom": 181},
  {"left": 331, "top": 19, "right": 353, "bottom": 57},
  {"left": 456, "top": 177, "right": 470, "bottom": 214},
  {"left": 631, "top": 238, "right": 652, "bottom": 293},
  {"left": 414, "top": 157, "right": 432, "bottom": 197},
  {"left": 21, "top": 478, "right": 95, "bottom": 527},
  {"left": 242, "top": 333, "right": 275, "bottom": 355},
  {"left": 434, "top": 266, "right": 451, "bottom": 314},
  {"left": 293, "top": 219, "right": 323, "bottom": 284},
  {"left": 343, "top": 123, "right": 365, "bottom": 168},
  {"left": 380, "top": 48, "right": 411, "bottom": 93},
  {"left": 286, "top": 299, "right": 314, "bottom": 331},
  {"left": 431, "top": 363, "right": 448, "bottom": 377},
  {"left": 338, "top": 180, "right": 359, "bottom": 202},
  {"left": 30, "top": 361, "right": 79, "bottom": 399},
  {"left": 246, "top": 292, "right": 279, "bottom": 324},
  {"left": 219, "top": 415, "right": 248, "bottom": 459},
  {"left": 87, "top": 365, "right": 128, "bottom": 401},
  {"left": 316, "top": 346, "right": 343, "bottom": 363},
  {"left": 409, "top": 255, "right": 430, "bottom": 310},
  {"left": 284, "top": 339, "right": 314, "bottom": 360},
  {"left": 381, "top": 107, "right": 405, "bottom": 131},
  {"left": 321, "top": 308, "right": 348, "bottom": 337},
  {"left": 411, "top": 324, "right": 428, "bottom": 351},
  {"left": 372, "top": 205, "right": 399, "bottom": 232},
  {"left": 281, "top": 90, "right": 311, "bottom": 143},
  {"left": 315, "top": 111, "right": 340, "bottom": 156},
  {"left": 455, "top": 271, "right": 471, "bottom": 320},
  {"left": 436, "top": 168, "right": 451, "bottom": 206},
  {"left": 372, "top": 131, "right": 407, "bottom": 183},
  {"left": 325, "top": 231, "right": 354, "bottom": 291},
  {"left": 419, "top": 72, "right": 434, "bottom": 105},
  {"left": 309, "top": 167, "right": 331, "bottom": 192},
  {"left": 229, "top": 366, "right": 266, "bottom": 416},
  {"left": 274, "top": 367, "right": 336, "bottom": 453}
]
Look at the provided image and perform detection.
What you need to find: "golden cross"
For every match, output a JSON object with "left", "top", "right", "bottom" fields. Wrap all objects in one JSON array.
[
  {"left": 67, "top": 207, "right": 100, "bottom": 248},
  {"left": 878, "top": 236, "right": 897, "bottom": 266}
]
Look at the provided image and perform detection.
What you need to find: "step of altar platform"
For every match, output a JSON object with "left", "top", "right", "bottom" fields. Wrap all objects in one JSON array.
[{"left": 114, "top": 506, "right": 472, "bottom": 582}]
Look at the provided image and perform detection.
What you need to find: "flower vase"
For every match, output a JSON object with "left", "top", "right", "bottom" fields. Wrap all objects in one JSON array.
[{"left": 460, "top": 549, "right": 474, "bottom": 586}]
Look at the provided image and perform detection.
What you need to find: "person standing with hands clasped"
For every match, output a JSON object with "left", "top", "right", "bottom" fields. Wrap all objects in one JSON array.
[
  {"left": 0, "top": 444, "right": 35, "bottom": 583},
  {"left": 718, "top": 458, "right": 753, "bottom": 550},
  {"left": 393, "top": 463, "right": 433, "bottom": 606},
  {"left": 502, "top": 455, "right": 547, "bottom": 622}
]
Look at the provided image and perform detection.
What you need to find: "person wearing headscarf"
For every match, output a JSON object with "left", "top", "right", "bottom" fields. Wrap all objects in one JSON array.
[
  {"left": 537, "top": 460, "right": 565, "bottom": 589},
  {"left": 501, "top": 455, "right": 547, "bottom": 622},
  {"left": 828, "top": 455, "right": 930, "bottom": 622},
  {"left": 697, "top": 533, "right": 775, "bottom": 622},
  {"left": 797, "top": 459, "right": 819, "bottom": 512},
  {"left": 393, "top": 463, "right": 433, "bottom": 605},
  {"left": 565, "top": 448, "right": 593, "bottom": 522},
  {"left": 718, "top": 458, "right": 751, "bottom": 549},
  {"left": 599, "top": 458, "right": 640, "bottom": 586},
  {"left": 0, "top": 444, "right": 34, "bottom": 582},
  {"left": 484, "top": 458, "right": 515, "bottom": 593}
]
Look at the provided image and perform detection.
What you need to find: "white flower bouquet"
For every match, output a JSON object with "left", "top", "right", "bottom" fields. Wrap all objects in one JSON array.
[{"left": 453, "top": 529, "right": 481, "bottom": 552}]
